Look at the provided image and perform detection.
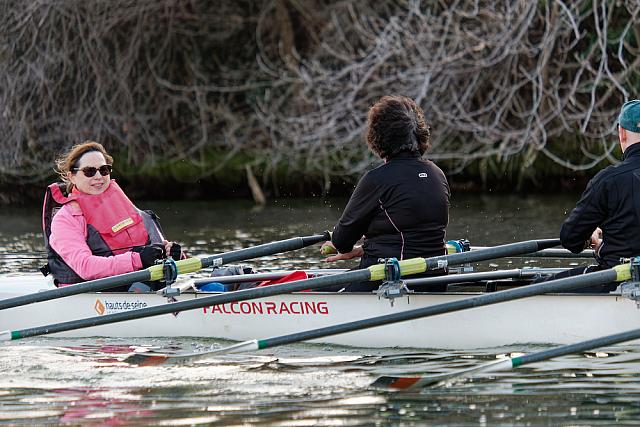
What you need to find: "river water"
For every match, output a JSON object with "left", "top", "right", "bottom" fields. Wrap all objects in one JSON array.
[{"left": 1, "top": 194, "right": 639, "bottom": 425}]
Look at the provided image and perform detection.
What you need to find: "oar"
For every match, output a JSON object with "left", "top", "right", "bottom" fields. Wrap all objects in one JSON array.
[
  {"left": 471, "top": 246, "right": 594, "bottom": 259},
  {"left": 0, "top": 232, "right": 331, "bottom": 310},
  {"left": 0, "top": 252, "right": 46, "bottom": 259},
  {"left": 371, "top": 326, "right": 640, "bottom": 390},
  {"left": 123, "top": 260, "right": 629, "bottom": 366},
  {"left": 403, "top": 268, "right": 565, "bottom": 287},
  {"left": 0, "top": 238, "right": 560, "bottom": 342}
]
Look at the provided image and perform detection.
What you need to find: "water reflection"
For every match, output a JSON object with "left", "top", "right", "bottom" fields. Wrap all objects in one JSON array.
[{"left": 2, "top": 340, "right": 640, "bottom": 424}]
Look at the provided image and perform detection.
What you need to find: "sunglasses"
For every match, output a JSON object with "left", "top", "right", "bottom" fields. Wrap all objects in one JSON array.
[{"left": 72, "top": 164, "right": 112, "bottom": 178}]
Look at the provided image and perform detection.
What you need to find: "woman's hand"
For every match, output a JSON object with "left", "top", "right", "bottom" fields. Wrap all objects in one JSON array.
[
  {"left": 324, "top": 245, "right": 364, "bottom": 263},
  {"left": 163, "top": 240, "right": 186, "bottom": 259},
  {"left": 132, "top": 245, "right": 165, "bottom": 268}
]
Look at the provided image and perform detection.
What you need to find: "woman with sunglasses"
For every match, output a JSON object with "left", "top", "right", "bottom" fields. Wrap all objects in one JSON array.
[{"left": 42, "top": 141, "right": 181, "bottom": 289}]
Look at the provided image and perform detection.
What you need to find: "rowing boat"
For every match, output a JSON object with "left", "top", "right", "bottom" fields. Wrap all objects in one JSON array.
[{"left": 1, "top": 270, "right": 637, "bottom": 349}]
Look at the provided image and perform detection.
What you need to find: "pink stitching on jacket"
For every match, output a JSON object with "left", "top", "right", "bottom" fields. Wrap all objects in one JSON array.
[{"left": 379, "top": 199, "right": 404, "bottom": 260}]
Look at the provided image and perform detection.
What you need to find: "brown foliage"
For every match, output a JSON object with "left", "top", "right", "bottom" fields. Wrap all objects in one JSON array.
[{"left": 1, "top": 1, "right": 639, "bottom": 190}]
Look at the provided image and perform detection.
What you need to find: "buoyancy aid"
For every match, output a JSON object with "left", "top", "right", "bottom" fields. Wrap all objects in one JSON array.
[{"left": 42, "top": 180, "right": 165, "bottom": 285}]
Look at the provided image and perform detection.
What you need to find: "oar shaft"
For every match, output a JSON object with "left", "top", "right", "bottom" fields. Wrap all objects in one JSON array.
[
  {"left": 200, "top": 233, "right": 330, "bottom": 268},
  {"left": 471, "top": 246, "right": 594, "bottom": 259},
  {"left": 425, "top": 239, "right": 560, "bottom": 270},
  {"left": 0, "top": 270, "right": 152, "bottom": 310},
  {"left": 403, "top": 268, "right": 563, "bottom": 287},
  {"left": 515, "top": 328, "right": 640, "bottom": 367},
  {"left": 257, "top": 267, "right": 621, "bottom": 350},
  {"left": 379, "top": 325, "right": 640, "bottom": 389}
]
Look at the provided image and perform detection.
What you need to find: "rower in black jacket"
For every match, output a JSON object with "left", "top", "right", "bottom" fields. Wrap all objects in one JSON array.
[
  {"left": 559, "top": 99, "right": 640, "bottom": 292},
  {"left": 322, "top": 95, "right": 450, "bottom": 292}
]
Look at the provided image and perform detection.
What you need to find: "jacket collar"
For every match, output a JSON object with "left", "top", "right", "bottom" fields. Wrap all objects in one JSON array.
[
  {"left": 622, "top": 142, "right": 640, "bottom": 161},
  {"left": 387, "top": 151, "right": 421, "bottom": 161}
]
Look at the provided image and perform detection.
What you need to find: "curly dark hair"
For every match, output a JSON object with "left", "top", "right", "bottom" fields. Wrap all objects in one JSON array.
[{"left": 365, "top": 95, "right": 431, "bottom": 159}]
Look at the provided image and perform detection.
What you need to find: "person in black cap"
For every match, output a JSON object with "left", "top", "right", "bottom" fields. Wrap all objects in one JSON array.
[
  {"left": 321, "top": 95, "right": 450, "bottom": 292},
  {"left": 558, "top": 99, "right": 640, "bottom": 291}
]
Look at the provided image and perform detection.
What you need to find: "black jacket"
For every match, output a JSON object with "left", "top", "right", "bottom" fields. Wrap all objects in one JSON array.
[
  {"left": 332, "top": 152, "right": 450, "bottom": 269},
  {"left": 560, "top": 143, "right": 640, "bottom": 268}
]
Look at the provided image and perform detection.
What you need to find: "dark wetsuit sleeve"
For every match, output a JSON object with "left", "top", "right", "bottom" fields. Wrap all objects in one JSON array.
[
  {"left": 560, "top": 177, "right": 606, "bottom": 253},
  {"left": 332, "top": 173, "right": 380, "bottom": 253}
]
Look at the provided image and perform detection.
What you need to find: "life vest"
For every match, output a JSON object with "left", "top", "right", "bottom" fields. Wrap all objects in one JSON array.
[{"left": 42, "top": 180, "right": 164, "bottom": 285}]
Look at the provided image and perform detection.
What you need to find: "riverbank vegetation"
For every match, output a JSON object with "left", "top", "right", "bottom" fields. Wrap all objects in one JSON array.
[{"left": 1, "top": 1, "right": 638, "bottom": 203}]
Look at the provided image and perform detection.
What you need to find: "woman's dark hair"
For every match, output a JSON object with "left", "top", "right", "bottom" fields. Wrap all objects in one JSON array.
[{"left": 365, "top": 95, "right": 431, "bottom": 159}]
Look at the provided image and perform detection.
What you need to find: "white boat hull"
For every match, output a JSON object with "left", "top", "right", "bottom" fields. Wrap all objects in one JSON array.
[{"left": 1, "top": 274, "right": 638, "bottom": 349}]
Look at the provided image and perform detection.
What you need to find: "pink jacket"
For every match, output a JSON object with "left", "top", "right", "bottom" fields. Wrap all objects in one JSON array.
[{"left": 49, "top": 203, "right": 143, "bottom": 285}]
